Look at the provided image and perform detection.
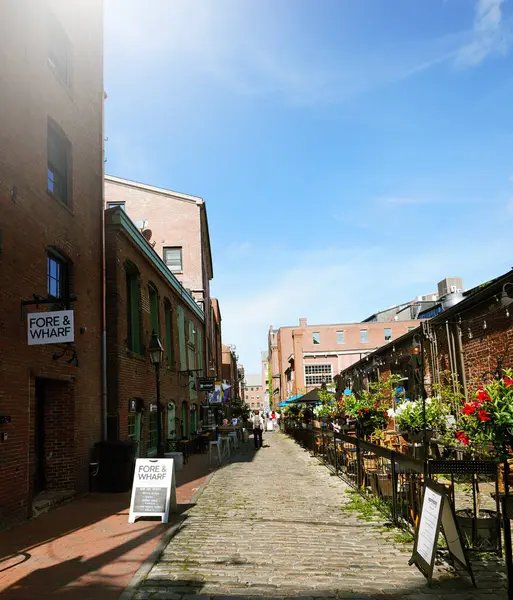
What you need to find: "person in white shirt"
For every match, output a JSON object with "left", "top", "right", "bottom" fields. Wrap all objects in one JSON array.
[{"left": 252, "top": 410, "right": 264, "bottom": 449}]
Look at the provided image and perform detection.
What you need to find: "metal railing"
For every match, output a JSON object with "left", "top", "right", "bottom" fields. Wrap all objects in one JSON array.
[{"left": 283, "top": 421, "right": 502, "bottom": 555}]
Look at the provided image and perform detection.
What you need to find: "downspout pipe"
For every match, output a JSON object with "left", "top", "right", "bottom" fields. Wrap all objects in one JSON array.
[
  {"left": 454, "top": 323, "right": 468, "bottom": 401},
  {"left": 100, "top": 90, "right": 107, "bottom": 441}
]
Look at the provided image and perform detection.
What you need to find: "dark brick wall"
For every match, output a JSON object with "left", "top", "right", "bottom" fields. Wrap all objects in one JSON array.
[
  {"left": 105, "top": 211, "right": 206, "bottom": 456},
  {"left": 0, "top": 0, "right": 104, "bottom": 527}
]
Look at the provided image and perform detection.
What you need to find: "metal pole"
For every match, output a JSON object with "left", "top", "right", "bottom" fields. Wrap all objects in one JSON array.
[{"left": 155, "top": 363, "right": 164, "bottom": 457}]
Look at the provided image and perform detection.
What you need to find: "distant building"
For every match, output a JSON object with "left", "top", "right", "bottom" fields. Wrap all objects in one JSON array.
[
  {"left": 261, "top": 350, "right": 270, "bottom": 408},
  {"left": 268, "top": 318, "right": 419, "bottom": 403},
  {"left": 244, "top": 374, "right": 265, "bottom": 412}
]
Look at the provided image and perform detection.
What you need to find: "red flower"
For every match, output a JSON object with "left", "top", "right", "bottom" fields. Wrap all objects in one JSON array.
[
  {"left": 504, "top": 376, "right": 513, "bottom": 387},
  {"left": 374, "top": 402, "right": 379, "bottom": 409},
  {"left": 477, "top": 390, "right": 491, "bottom": 402},
  {"left": 384, "top": 411, "right": 389, "bottom": 418},
  {"left": 455, "top": 430, "right": 470, "bottom": 446},
  {"left": 478, "top": 409, "right": 491, "bottom": 422},
  {"left": 463, "top": 404, "right": 476, "bottom": 416},
  {"left": 357, "top": 409, "right": 363, "bottom": 415},
  {"left": 364, "top": 407, "right": 369, "bottom": 412}
]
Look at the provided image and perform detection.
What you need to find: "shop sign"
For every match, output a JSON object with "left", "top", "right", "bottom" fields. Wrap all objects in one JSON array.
[
  {"left": 198, "top": 377, "right": 215, "bottom": 392},
  {"left": 27, "top": 310, "right": 74, "bottom": 345},
  {"left": 149, "top": 403, "right": 158, "bottom": 412},
  {"left": 128, "top": 458, "right": 177, "bottom": 524}
]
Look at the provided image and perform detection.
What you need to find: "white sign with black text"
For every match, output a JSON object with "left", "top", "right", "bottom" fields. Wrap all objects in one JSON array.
[
  {"left": 128, "top": 458, "right": 177, "bottom": 524},
  {"left": 27, "top": 310, "right": 74, "bottom": 345},
  {"left": 416, "top": 486, "right": 442, "bottom": 565}
]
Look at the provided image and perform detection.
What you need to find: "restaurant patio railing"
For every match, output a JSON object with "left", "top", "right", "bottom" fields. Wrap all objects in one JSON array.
[{"left": 283, "top": 421, "right": 503, "bottom": 556}]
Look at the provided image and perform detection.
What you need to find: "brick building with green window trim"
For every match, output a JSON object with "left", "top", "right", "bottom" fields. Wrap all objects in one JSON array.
[{"left": 105, "top": 207, "right": 206, "bottom": 458}]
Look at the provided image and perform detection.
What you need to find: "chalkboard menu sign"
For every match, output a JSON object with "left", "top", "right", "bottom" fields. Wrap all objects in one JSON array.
[
  {"left": 128, "top": 458, "right": 177, "bottom": 524},
  {"left": 409, "top": 480, "right": 475, "bottom": 587}
]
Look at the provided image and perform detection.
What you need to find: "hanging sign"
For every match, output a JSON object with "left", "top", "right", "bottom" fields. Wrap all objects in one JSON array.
[
  {"left": 27, "top": 310, "right": 74, "bottom": 345},
  {"left": 129, "top": 458, "right": 177, "bottom": 524},
  {"left": 198, "top": 377, "right": 215, "bottom": 392},
  {"left": 409, "top": 480, "right": 475, "bottom": 587}
]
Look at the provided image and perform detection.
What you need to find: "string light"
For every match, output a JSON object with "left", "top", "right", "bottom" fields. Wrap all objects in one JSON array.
[
  {"left": 483, "top": 320, "right": 487, "bottom": 331},
  {"left": 468, "top": 328, "right": 473, "bottom": 340}
]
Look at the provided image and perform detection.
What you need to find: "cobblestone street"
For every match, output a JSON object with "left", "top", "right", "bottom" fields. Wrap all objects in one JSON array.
[{"left": 130, "top": 432, "right": 507, "bottom": 600}]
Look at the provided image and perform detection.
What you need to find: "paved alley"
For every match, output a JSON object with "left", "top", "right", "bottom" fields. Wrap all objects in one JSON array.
[{"left": 130, "top": 432, "right": 506, "bottom": 600}]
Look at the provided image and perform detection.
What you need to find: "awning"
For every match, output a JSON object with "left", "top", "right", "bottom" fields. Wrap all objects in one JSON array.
[{"left": 290, "top": 388, "right": 322, "bottom": 404}]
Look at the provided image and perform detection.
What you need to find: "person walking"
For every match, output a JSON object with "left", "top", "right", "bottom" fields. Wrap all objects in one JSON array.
[{"left": 252, "top": 410, "right": 264, "bottom": 449}]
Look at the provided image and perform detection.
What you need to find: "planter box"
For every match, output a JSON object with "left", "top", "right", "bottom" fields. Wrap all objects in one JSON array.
[{"left": 456, "top": 509, "right": 499, "bottom": 551}]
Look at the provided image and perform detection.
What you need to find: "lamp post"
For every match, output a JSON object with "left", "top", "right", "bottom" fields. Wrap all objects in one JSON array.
[{"left": 148, "top": 330, "right": 164, "bottom": 457}]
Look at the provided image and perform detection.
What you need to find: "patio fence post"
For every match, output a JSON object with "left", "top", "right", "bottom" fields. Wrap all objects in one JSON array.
[
  {"left": 391, "top": 450, "right": 398, "bottom": 525},
  {"left": 356, "top": 437, "right": 362, "bottom": 490}
]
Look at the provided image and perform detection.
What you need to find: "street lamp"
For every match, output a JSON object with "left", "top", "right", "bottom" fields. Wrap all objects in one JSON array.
[{"left": 148, "top": 330, "right": 164, "bottom": 457}]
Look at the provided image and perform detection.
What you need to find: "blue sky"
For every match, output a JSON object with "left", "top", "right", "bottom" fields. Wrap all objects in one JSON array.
[{"left": 104, "top": 0, "right": 513, "bottom": 372}]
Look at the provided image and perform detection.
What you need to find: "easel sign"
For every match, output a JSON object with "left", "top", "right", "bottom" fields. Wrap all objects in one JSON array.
[
  {"left": 128, "top": 458, "right": 177, "bottom": 524},
  {"left": 409, "top": 479, "right": 475, "bottom": 587}
]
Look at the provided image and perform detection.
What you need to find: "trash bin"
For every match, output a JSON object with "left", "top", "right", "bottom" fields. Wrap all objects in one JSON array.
[
  {"left": 95, "top": 440, "right": 137, "bottom": 493},
  {"left": 164, "top": 452, "right": 183, "bottom": 471}
]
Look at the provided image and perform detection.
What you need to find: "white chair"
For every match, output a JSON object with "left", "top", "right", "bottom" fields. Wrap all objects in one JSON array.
[{"left": 209, "top": 434, "right": 222, "bottom": 464}]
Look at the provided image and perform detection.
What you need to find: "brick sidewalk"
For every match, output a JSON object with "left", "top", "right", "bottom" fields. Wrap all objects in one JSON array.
[{"left": 0, "top": 452, "right": 214, "bottom": 600}]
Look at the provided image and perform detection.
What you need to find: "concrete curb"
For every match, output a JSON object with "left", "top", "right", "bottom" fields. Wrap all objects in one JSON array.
[{"left": 118, "top": 467, "right": 217, "bottom": 600}]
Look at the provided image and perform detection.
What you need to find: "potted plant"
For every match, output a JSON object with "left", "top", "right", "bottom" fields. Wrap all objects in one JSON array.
[
  {"left": 387, "top": 396, "right": 449, "bottom": 444},
  {"left": 448, "top": 370, "right": 513, "bottom": 549}
]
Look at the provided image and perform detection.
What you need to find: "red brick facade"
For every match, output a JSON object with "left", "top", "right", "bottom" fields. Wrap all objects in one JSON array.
[
  {"left": 105, "top": 208, "right": 206, "bottom": 455},
  {"left": 0, "top": 0, "right": 104, "bottom": 527}
]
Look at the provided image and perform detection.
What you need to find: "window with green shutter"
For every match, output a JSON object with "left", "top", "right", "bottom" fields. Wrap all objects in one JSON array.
[
  {"left": 177, "top": 305, "right": 186, "bottom": 371},
  {"left": 164, "top": 301, "right": 174, "bottom": 366},
  {"left": 125, "top": 263, "right": 141, "bottom": 354},
  {"left": 148, "top": 284, "right": 159, "bottom": 335}
]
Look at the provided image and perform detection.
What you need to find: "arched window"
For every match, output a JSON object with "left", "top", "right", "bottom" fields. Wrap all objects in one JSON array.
[
  {"left": 148, "top": 282, "right": 159, "bottom": 335},
  {"left": 125, "top": 261, "right": 141, "bottom": 354},
  {"left": 164, "top": 300, "right": 174, "bottom": 366}
]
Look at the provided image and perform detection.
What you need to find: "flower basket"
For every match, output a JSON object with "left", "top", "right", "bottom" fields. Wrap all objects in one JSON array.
[{"left": 401, "top": 430, "right": 433, "bottom": 444}]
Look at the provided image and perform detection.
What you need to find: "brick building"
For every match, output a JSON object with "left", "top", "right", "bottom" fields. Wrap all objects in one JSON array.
[
  {"left": 0, "top": 0, "right": 104, "bottom": 526},
  {"left": 268, "top": 318, "right": 419, "bottom": 404},
  {"left": 104, "top": 176, "right": 216, "bottom": 373},
  {"left": 210, "top": 298, "right": 223, "bottom": 380},
  {"left": 338, "top": 269, "right": 513, "bottom": 404},
  {"left": 243, "top": 374, "right": 265, "bottom": 412},
  {"left": 105, "top": 208, "right": 206, "bottom": 454},
  {"left": 222, "top": 344, "right": 240, "bottom": 403}
]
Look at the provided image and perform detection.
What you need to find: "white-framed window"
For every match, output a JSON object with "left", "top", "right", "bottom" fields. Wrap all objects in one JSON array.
[
  {"left": 163, "top": 246, "right": 183, "bottom": 272},
  {"left": 360, "top": 329, "right": 368, "bottom": 343},
  {"left": 312, "top": 332, "right": 320, "bottom": 345},
  {"left": 304, "top": 363, "right": 333, "bottom": 386},
  {"left": 384, "top": 328, "right": 392, "bottom": 341},
  {"left": 107, "top": 202, "right": 125, "bottom": 211},
  {"left": 336, "top": 330, "right": 345, "bottom": 344}
]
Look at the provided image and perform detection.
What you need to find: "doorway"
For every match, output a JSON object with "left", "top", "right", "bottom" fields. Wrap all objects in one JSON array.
[{"left": 34, "top": 379, "right": 46, "bottom": 496}]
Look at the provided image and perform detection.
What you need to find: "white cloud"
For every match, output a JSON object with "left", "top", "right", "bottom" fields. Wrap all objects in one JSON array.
[
  {"left": 215, "top": 234, "right": 513, "bottom": 371},
  {"left": 456, "top": 0, "right": 511, "bottom": 66},
  {"left": 104, "top": 0, "right": 492, "bottom": 107},
  {"left": 374, "top": 196, "right": 428, "bottom": 205}
]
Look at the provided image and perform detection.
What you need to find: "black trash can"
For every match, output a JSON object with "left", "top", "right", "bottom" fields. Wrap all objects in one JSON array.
[{"left": 95, "top": 440, "right": 137, "bottom": 493}]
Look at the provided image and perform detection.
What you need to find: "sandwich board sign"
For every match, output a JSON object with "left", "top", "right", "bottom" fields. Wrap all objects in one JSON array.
[
  {"left": 409, "top": 479, "right": 475, "bottom": 587},
  {"left": 27, "top": 310, "right": 74, "bottom": 345},
  {"left": 128, "top": 458, "right": 177, "bottom": 524}
]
